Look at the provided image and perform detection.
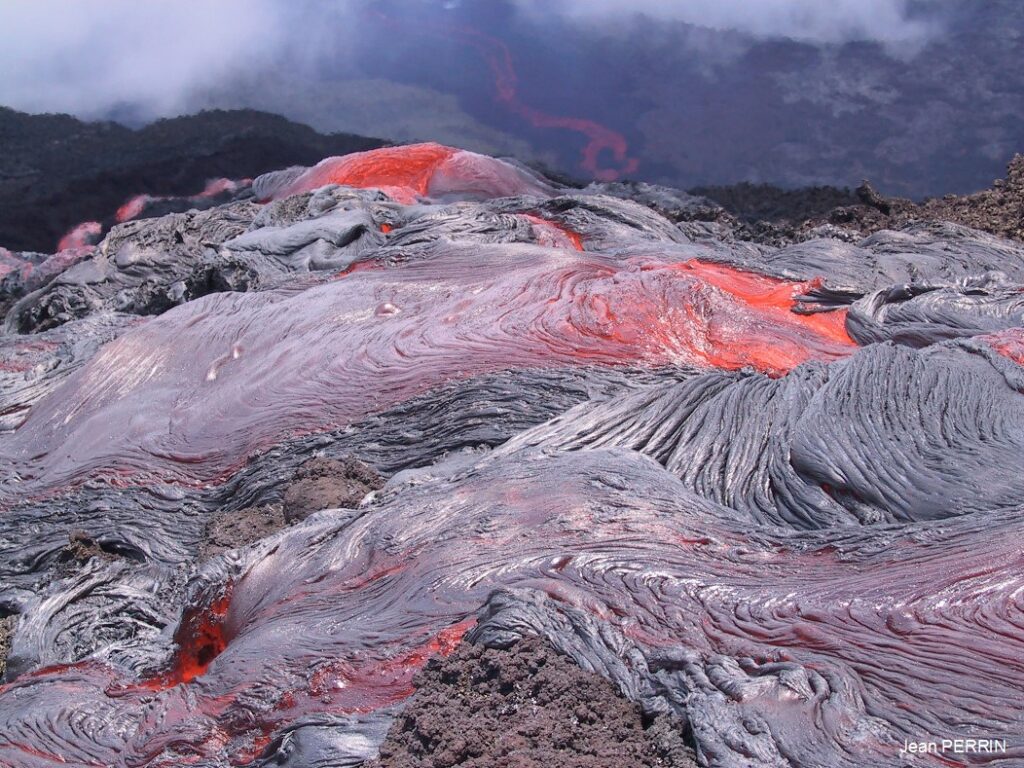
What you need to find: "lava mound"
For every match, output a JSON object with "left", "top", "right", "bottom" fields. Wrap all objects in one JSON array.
[{"left": 1, "top": 143, "right": 1023, "bottom": 767}]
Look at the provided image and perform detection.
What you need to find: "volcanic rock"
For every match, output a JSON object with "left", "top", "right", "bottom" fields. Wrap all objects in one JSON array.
[
  {"left": 283, "top": 456, "right": 384, "bottom": 524},
  {"left": 369, "top": 637, "right": 698, "bottom": 768},
  {"left": 698, "top": 154, "right": 1024, "bottom": 246},
  {"left": 0, "top": 616, "right": 12, "bottom": 679},
  {"left": 1, "top": 142, "right": 1023, "bottom": 768}
]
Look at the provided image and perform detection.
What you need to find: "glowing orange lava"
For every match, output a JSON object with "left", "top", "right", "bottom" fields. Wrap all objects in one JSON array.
[
  {"left": 569, "top": 258, "right": 855, "bottom": 376},
  {"left": 116, "top": 179, "right": 250, "bottom": 224},
  {"left": 985, "top": 328, "right": 1024, "bottom": 366},
  {"left": 141, "top": 589, "right": 233, "bottom": 690},
  {"left": 367, "top": 10, "right": 638, "bottom": 181},
  {"left": 116, "top": 195, "right": 152, "bottom": 223},
  {"left": 277, "top": 143, "right": 458, "bottom": 203},
  {"left": 56, "top": 221, "right": 101, "bottom": 252},
  {"left": 523, "top": 214, "right": 584, "bottom": 250},
  {"left": 670, "top": 260, "right": 854, "bottom": 347}
]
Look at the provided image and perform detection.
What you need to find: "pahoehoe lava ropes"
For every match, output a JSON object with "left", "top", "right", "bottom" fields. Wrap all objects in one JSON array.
[{"left": 1, "top": 143, "right": 1023, "bottom": 767}]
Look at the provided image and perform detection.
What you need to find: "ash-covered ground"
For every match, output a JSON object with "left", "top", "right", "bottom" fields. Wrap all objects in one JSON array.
[{"left": 1, "top": 140, "right": 1023, "bottom": 768}]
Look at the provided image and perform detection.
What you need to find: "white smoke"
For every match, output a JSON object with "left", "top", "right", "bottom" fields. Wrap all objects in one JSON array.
[
  {"left": 0, "top": 0, "right": 940, "bottom": 122},
  {"left": 0, "top": 0, "right": 299, "bottom": 119},
  {"left": 514, "top": 0, "right": 937, "bottom": 45}
]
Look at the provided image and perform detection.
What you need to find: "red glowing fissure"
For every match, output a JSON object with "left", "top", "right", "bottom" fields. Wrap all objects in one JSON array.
[
  {"left": 139, "top": 588, "right": 234, "bottom": 690},
  {"left": 522, "top": 213, "right": 585, "bottom": 251},
  {"left": 984, "top": 327, "right": 1024, "bottom": 366},
  {"left": 367, "top": 10, "right": 639, "bottom": 181}
]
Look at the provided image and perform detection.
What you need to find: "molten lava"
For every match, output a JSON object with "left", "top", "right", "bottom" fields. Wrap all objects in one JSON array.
[
  {"left": 368, "top": 10, "right": 639, "bottom": 181},
  {"left": 985, "top": 327, "right": 1024, "bottom": 365},
  {"left": 116, "top": 178, "right": 250, "bottom": 224},
  {"left": 275, "top": 143, "right": 457, "bottom": 203},
  {"left": 273, "top": 143, "right": 551, "bottom": 203},
  {"left": 55, "top": 221, "right": 101, "bottom": 252},
  {"left": 154, "top": 590, "right": 233, "bottom": 688},
  {"left": 522, "top": 214, "right": 584, "bottom": 250},
  {"left": 3, "top": 145, "right": 1023, "bottom": 768},
  {"left": 0, "top": 243, "right": 854, "bottom": 497}
]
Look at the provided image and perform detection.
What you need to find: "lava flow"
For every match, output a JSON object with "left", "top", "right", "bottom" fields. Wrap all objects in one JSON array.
[
  {"left": 267, "top": 142, "right": 555, "bottom": 203},
  {"left": 368, "top": 10, "right": 639, "bottom": 181},
  {"left": 115, "top": 178, "right": 251, "bottom": 224},
  {"left": 0, "top": 216, "right": 854, "bottom": 496},
  {"left": 2, "top": 144, "right": 1024, "bottom": 768},
  {"left": 47, "top": 179, "right": 253, "bottom": 254},
  {"left": 55, "top": 221, "right": 102, "bottom": 252}
]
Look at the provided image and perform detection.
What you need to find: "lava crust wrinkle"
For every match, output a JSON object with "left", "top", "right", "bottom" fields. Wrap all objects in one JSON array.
[{"left": 1, "top": 144, "right": 1024, "bottom": 768}]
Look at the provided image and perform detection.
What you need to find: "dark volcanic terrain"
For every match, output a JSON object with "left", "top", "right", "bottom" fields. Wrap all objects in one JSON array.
[
  {"left": 0, "top": 108, "right": 387, "bottom": 253},
  {"left": 177, "top": 0, "right": 1024, "bottom": 197},
  {"left": 698, "top": 155, "right": 1024, "bottom": 245}
]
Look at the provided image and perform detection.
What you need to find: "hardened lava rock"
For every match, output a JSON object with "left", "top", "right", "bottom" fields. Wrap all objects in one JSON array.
[
  {"left": 1, "top": 143, "right": 1024, "bottom": 768},
  {"left": 369, "top": 637, "right": 697, "bottom": 768}
]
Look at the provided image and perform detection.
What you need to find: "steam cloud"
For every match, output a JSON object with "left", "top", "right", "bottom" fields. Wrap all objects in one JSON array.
[
  {"left": 0, "top": 0, "right": 937, "bottom": 121},
  {"left": 514, "top": 0, "right": 936, "bottom": 44},
  {"left": 0, "top": 0, "right": 315, "bottom": 119}
]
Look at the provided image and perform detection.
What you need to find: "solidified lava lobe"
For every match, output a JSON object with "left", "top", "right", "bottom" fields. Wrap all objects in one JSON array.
[
  {"left": 0, "top": 246, "right": 855, "bottom": 498},
  {"left": 0, "top": 247, "right": 21, "bottom": 281}
]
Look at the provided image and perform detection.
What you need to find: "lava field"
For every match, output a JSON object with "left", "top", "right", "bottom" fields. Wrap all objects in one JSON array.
[{"left": 1, "top": 143, "right": 1023, "bottom": 767}]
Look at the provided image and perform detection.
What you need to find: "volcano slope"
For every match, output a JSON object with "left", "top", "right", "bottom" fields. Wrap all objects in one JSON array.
[
  {"left": 0, "top": 107, "right": 389, "bottom": 255},
  {"left": 0, "top": 143, "right": 1023, "bottom": 768}
]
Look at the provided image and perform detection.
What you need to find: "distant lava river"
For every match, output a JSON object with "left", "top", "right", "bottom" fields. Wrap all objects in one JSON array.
[
  {"left": 366, "top": 10, "right": 639, "bottom": 181},
  {"left": 1, "top": 144, "right": 1023, "bottom": 767}
]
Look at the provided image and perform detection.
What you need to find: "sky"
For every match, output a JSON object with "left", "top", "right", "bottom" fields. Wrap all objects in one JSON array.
[
  {"left": 0, "top": 0, "right": 935, "bottom": 120},
  {"left": 5, "top": 0, "right": 1012, "bottom": 197}
]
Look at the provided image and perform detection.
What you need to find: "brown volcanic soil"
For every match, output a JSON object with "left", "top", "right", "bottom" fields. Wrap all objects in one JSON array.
[
  {"left": 201, "top": 504, "right": 289, "bottom": 561},
  {"left": 696, "top": 154, "right": 1024, "bottom": 245},
  {"left": 282, "top": 456, "right": 384, "bottom": 524},
  {"left": 0, "top": 615, "right": 13, "bottom": 679},
  {"left": 918, "top": 154, "right": 1024, "bottom": 241},
  {"left": 369, "top": 637, "right": 698, "bottom": 768},
  {"left": 200, "top": 456, "right": 384, "bottom": 559}
]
